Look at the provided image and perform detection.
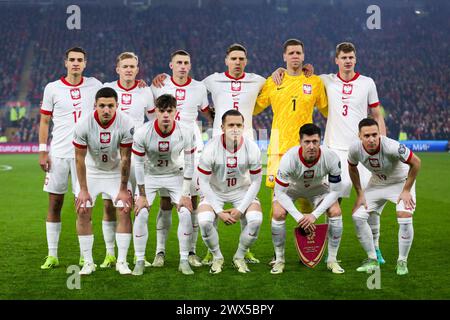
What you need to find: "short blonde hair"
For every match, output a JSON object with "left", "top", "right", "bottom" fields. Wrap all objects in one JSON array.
[{"left": 116, "top": 52, "right": 139, "bottom": 65}]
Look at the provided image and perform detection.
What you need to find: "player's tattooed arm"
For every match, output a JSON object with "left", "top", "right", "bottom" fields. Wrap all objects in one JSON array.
[
  {"left": 119, "top": 146, "right": 132, "bottom": 190},
  {"left": 138, "top": 184, "right": 146, "bottom": 197}
]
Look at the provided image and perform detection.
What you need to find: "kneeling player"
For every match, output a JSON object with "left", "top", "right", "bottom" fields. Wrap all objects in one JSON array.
[
  {"left": 197, "top": 110, "right": 263, "bottom": 274},
  {"left": 348, "top": 118, "right": 421, "bottom": 275},
  {"left": 271, "top": 123, "right": 344, "bottom": 275},
  {"left": 132, "top": 94, "right": 196, "bottom": 276},
  {"left": 73, "top": 87, "right": 134, "bottom": 275}
]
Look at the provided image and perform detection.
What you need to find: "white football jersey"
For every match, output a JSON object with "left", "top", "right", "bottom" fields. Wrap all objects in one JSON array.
[
  {"left": 203, "top": 72, "right": 265, "bottom": 139},
  {"left": 151, "top": 75, "right": 208, "bottom": 151},
  {"left": 132, "top": 120, "right": 196, "bottom": 177},
  {"left": 276, "top": 146, "right": 342, "bottom": 194},
  {"left": 348, "top": 135, "right": 413, "bottom": 185},
  {"left": 40, "top": 76, "right": 102, "bottom": 158},
  {"left": 321, "top": 73, "right": 380, "bottom": 151},
  {"left": 197, "top": 134, "right": 262, "bottom": 195},
  {"left": 103, "top": 80, "right": 153, "bottom": 129},
  {"left": 73, "top": 110, "right": 134, "bottom": 178}
]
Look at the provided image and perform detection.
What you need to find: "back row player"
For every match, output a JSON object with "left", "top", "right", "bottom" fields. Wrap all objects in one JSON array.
[{"left": 151, "top": 44, "right": 266, "bottom": 265}]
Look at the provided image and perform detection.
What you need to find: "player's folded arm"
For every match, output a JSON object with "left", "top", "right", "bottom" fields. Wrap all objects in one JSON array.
[{"left": 236, "top": 168, "right": 262, "bottom": 213}]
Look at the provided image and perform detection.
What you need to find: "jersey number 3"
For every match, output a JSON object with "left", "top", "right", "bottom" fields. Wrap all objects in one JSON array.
[{"left": 342, "top": 105, "right": 348, "bottom": 117}]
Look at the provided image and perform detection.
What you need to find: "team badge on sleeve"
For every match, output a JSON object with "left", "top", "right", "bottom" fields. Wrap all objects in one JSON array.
[
  {"left": 398, "top": 144, "right": 406, "bottom": 155},
  {"left": 294, "top": 224, "right": 328, "bottom": 268}
]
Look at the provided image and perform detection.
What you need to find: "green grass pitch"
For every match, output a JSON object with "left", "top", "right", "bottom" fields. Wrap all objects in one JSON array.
[{"left": 0, "top": 153, "right": 449, "bottom": 300}]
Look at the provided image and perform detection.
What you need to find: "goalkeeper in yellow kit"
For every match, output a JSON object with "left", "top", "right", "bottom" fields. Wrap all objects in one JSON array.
[
  {"left": 254, "top": 38, "right": 328, "bottom": 189},
  {"left": 253, "top": 39, "right": 328, "bottom": 266}
]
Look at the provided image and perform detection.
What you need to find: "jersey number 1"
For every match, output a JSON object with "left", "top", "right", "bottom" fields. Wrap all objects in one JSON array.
[{"left": 73, "top": 111, "right": 82, "bottom": 123}]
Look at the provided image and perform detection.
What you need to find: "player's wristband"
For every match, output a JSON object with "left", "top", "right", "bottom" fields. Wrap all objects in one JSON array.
[
  {"left": 182, "top": 179, "right": 191, "bottom": 197},
  {"left": 39, "top": 144, "right": 48, "bottom": 152}
]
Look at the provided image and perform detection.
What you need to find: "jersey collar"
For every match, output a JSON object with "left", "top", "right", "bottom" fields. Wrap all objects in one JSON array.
[
  {"left": 117, "top": 80, "right": 139, "bottom": 91},
  {"left": 171, "top": 76, "right": 192, "bottom": 87},
  {"left": 94, "top": 110, "right": 117, "bottom": 129},
  {"left": 337, "top": 72, "right": 360, "bottom": 83},
  {"left": 298, "top": 147, "right": 321, "bottom": 168},
  {"left": 225, "top": 71, "right": 245, "bottom": 81},
  {"left": 154, "top": 119, "right": 176, "bottom": 138},
  {"left": 362, "top": 139, "right": 381, "bottom": 155},
  {"left": 60, "top": 76, "right": 84, "bottom": 87},
  {"left": 221, "top": 134, "right": 244, "bottom": 153}
]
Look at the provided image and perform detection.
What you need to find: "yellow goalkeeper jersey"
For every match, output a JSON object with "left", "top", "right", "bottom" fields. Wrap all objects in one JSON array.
[{"left": 254, "top": 71, "right": 328, "bottom": 155}]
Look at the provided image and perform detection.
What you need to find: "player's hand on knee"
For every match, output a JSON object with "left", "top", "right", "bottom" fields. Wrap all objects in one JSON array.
[
  {"left": 397, "top": 190, "right": 415, "bottom": 210},
  {"left": 298, "top": 214, "right": 316, "bottom": 231},
  {"left": 218, "top": 211, "right": 237, "bottom": 226},
  {"left": 229, "top": 208, "right": 242, "bottom": 220},
  {"left": 115, "top": 189, "right": 132, "bottom": 211},
  {"left": 178, "top": 196, "right": 193, "bottom": 212},
  {"left": 352, "top": 193, "right": 368, "bottom": 214},
  {"left": 271, "top": 67, "right": 286, "bottom": 86},
  {"left": 134, "top": 196, "right": 149, "bottom": 215},
  {"left": 76, "top": 190, "right": 92, "bottom": 213},
  {"left": 152, "top": 73, "right": 167, "bottom": 88},
  {"left": 302, "top": 63, "right": 314, "bottom": 77}
]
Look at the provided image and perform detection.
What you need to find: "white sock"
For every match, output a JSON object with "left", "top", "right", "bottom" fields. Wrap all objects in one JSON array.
[
  {"left": 234, "top": 211, "right": 261, "bottom": 260},
  {"left": 116, "top": 233, "right": 131, "bottom": 263},
  {"left": 271, "top": 219, "right": 286, "bottom": 262},
  {"left": 133, "top": 208, "right": 149, "bottom": 261},
  {"left": 46, "top": 222, "right": 61, "bottom": 257},
  {"left": 398, "top": 217, "right": 414, "bottom": 261},
  {"left": 177, "top": 207, "right": 193, "bottom": 261},
  {"left": 190, "top": 210, "right": 199, "bottom": 254},
  {"left": 368, "top": 213, "right": 381, "bottom": 250},
  {"left": 156, "top": 209, "right": 172, "bottom": 255},
  {"left": 353, "top": 216, "right": 377, "bottom": 260},
  {"left": 327, "top": 216, "right": 343, "bottom": 263},
  {"left": 199, "top": 215, "right": 223, "bottom": 260},
  {"left": 102, "top": 220, "right": 116, "bottom": 256},
  {"left": 78, "top": 235, "right": 94, "bottom": 263}
]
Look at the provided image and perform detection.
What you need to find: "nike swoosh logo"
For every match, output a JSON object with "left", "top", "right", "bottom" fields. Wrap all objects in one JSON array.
[
  {"left": 100, "top": 146, "right": 108, "bottom": 150},
  {"left": 248, "top": 233, "right": 257, "bottom": 237},
  {"left": 121, "top": 107, "right": 130, "bottom": 111},
  {"left": 276, "top": 87, "right": 284, "bottom": 90},
  {"left": 135, "top": 234, "right": 145, "bottom": 238},
  {"left": 73, "top": 102, "right": 81, "bottom": 106},
  {"left": 183, "top": 233, "right": 192, "bottom": 236},
  {"left": 232, "top": 94, "right": 239, "bottom": 97},
  {"left": 342, "top": 97, "right": 350, "bottom": 100},
  {"left": 227, "top": 171, "right": 234, "bottom": 174}
]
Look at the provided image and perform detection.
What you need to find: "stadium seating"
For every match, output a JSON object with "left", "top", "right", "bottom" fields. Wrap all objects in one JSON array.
[{"left": 0, "top": 3, "right": 448, "bottom": 142}]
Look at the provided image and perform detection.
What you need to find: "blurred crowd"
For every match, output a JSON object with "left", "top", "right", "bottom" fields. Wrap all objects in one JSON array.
[{"left": 0, "top": 2, "right": 448, "bottom": 142}]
